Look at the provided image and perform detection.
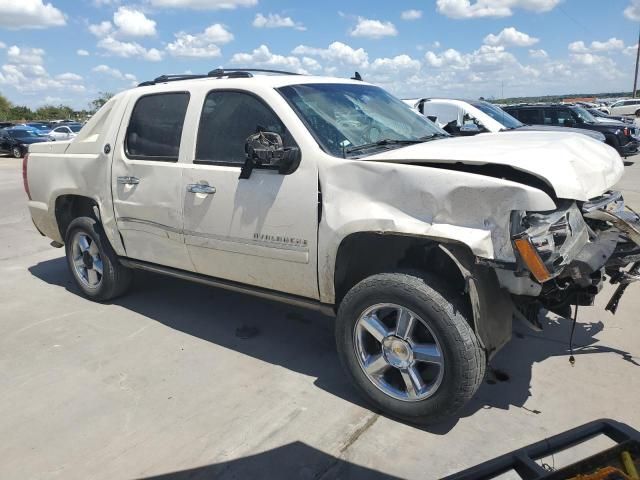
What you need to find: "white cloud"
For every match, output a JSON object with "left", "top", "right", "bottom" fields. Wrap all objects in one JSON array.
[
  {"left": 56, "top": 72, "right": 83, "bottom": 82},
  {"left": 166, "top": 24, "right": 233, "bottom": 58},
  {"left": 230, "top": 44, "right": 307, "bottom": 73},
  {"left": 113, "top": 7, "right": 157, "bottom": 37},
  {"left": 252, "top": 13, "right": 306, "bottom": 30},
  {"left": 7, "top": 46, "right": 44, "bottom": 65},
  {"left": 484, "top": 27, "right": 538, "bottom": 47},
  {"left": 568, "top": 41, "right": 588, "bottom": 53},
  {"left": 89, "top": 21, "right": 113, "bottom": 37},
  {"left": 92, "top": 64, "right": 136, "bottom": 82},
  {"left": 424, "top": 48, "right": 468, "bottom": 68},
  {"left": 97, "top": 36, "right": 163, "bottom": 61},
  {"left": 625, "top": 0, "right": 640, "bottom": 21},
  {"left": 401, "top": 9, "right": 423, "bottom": 20},
  {"left": 77, "top": 49, "right": 90, "bottom": 56},
  {"left": 529, "top": 48, "right": 548, "bottom": 58},
  {"left": 591, "top": 37, "right": 625, "bottom": 51},
  {"left": 0, "top": 44, "right": 85, "bottom": 93},
  {"left": 569, "top": 38, "right": 625, "bottom": 54},
  {"left": 292, "top": 42, "right": 369, "bottom": 67},
  {"left": 436, "top": 0, "right": 561, "bottom": 19},
  {"left": 350, "top": 17, "right": 398, "bottom": 39},
  {"left": 147, "top": 0, "right": 256, "bottom": 9},
  {"left": 0, "top": 0, "right": 66, "bottom": 29}
]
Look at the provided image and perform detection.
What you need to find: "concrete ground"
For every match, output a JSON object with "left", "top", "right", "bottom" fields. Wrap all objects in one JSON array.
[{"left": 1, "top": 153, "right": 639, "bottom": 480}]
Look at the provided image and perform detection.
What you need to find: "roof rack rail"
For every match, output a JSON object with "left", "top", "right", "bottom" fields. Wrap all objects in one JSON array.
[
  {"left": 138, "top": 68, "right": 301, "bottom": 87},
  {"left": 207, "top": 68, "right": 301, "bottom": 77}
]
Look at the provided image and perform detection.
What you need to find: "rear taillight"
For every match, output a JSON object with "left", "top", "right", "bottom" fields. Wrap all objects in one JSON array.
[
  {"left": 624, "top": 127, "right": 631, "bottom": 137},
  {"left": 22, "top": 153, "right": 31, "bottom": 200}
]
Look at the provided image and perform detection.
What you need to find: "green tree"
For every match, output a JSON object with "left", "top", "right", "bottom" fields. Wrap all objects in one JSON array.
[
  {"left": 8, "top": 105, "right": 33, "bottom": 121},
  {"left": 0, "top": 92, "right": 12, "bottom": 120},
  {"left": 89, "top": 92, "right": 114, "bottom": 113}
]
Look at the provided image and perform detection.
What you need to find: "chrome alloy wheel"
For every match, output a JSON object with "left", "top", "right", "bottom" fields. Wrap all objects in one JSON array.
[
  {"left": 71, "top": 232, "right": 104, "bottom": 288},
  {"left": 354, "top": 303, "right": 445, "bottom": 402}
]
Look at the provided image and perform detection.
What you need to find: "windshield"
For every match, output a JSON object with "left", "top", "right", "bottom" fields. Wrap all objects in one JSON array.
[
  {"left": 469, "top": 101, "right": 523, "bottom": 129},
  {"left": 278, "top": 83, "right": 446, "bottom": 157},
  {"left": 9, "top": 130, "right": 38, "bottom": 138},
  {"left": 588, "top": 109, "right": 606, "bottom": 118},
  {"left": 572, "top": 106, "right": 596, "bottom": 123}
]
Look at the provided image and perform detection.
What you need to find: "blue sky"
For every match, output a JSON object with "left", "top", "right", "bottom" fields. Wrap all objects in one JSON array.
[{"left": 1, "top": 0, "right": 640, "bottom": 109}]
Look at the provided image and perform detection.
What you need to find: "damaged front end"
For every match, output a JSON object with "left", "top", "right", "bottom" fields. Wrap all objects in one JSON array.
[{"left": 508, "top": 191, "right": 640, "bottom": 322}]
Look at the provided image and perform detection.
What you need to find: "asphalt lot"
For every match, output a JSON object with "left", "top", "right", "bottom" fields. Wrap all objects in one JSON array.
[{"left": 1, "top": 153, "right": 639, "bottom": 480}]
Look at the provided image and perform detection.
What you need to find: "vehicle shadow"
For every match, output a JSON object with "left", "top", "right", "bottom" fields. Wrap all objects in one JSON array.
[
  {"left": 29, "top": 257, "right": 638, "bottom": 435},
  {"left": 136, "top": 441, "right": 400, "bottom": 479}
]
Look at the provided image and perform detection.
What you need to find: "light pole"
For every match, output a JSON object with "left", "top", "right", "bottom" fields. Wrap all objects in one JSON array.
[{"left": 633, "top": 25, "right": 640, "bottom": 98}]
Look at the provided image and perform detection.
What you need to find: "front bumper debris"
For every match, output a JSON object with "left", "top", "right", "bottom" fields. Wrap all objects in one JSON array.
[{"left": 583, "top": 192, "right": 640, "bottom": 313}]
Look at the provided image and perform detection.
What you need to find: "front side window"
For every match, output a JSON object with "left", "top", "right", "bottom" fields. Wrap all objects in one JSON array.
[
  {"left": 196, "top": 90, "right": 291, "bottom": 164},
  {"left": 126, "top": 92, "right": 190, "bottom": 162},
  {"left": 470, "top": 101, "right": 522, "bottom": 129},
  {"left": 571, "top": 106, "right": 596, "bottom": 124},
  {"left": 278, "top": 83, "right": 445, "bottom": 158}
]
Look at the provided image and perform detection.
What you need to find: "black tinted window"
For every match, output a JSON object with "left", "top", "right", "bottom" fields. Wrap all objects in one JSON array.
[
  {"left": 126, "top": 92, "right": 189, "bottom": 162},
  {"left": 196, "top": 91, "right": 289, "bottom": 164},
  {"left": 513, "top": 108, "right": 541, "bottom": 125}
]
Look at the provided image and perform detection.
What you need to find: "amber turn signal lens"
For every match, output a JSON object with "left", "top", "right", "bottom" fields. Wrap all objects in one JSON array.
[{"left": 513, "top": 238, "right": 552, "bottom": 283}]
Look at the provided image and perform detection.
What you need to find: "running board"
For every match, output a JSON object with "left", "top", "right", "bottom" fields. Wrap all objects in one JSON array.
[{"left": 119, "top": 258, "right": 335, "bottom": 317}]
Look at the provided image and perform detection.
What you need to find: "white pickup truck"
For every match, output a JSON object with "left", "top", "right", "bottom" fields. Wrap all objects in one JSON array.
[{"left": 25, "top": 69, "right": 640, "bottom": 424}]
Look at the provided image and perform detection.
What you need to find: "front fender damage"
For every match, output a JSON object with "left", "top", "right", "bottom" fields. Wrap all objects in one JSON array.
[{"left": 441, "top": 245, "right": 514, "bottom": 358}]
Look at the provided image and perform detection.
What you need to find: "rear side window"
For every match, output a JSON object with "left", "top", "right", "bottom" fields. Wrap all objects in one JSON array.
[
  {"left": 126, "top": 92, "right": 190, "bottom": 162},
  {"left": 514, "top": 108, "right": 542, "bottom": 125},
  {"left": 195, "top": 90, "right": 291, "bottom": 165}
]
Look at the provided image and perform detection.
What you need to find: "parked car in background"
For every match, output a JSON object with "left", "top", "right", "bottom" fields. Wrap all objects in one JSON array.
[
  {"left": 48, "top": 123, "right": 82, "bottom": 141},
  {"left": 24, "top": 122, "right": 52, "bottom": 137},
  {"left": 0, "top": 122, "right": 14, "bottom": 129},
  {"left": 504, "top": 103, "right": 638, "bottom": 156},
  {"left": 0, "top": 127, "right": 48, "bottom": 158},
  {"left": 606, "top": 98, "right": 640, "bottom": 116},
  {"left": 585, "top": 108, "right": 634, "bottom": 125},
  {"left": 404, "top": 98, "right": 606, "bottom": 142}
]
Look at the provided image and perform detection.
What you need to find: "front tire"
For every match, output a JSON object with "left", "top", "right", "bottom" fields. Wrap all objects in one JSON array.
[
  {"left": 336, "top": 272, "right": 485, "bottom": 424},
  {"left": 11, "top": 146, "right": 22, "bottom": 158},
  {"left": 65, "top": 216, "right": 132, "bottom": 301}
]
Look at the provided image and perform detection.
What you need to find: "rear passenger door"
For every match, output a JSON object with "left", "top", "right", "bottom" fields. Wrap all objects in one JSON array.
[
  {"left": 181, "top": 89, "right": 319, "bottom": 299},
  {"left": 111, "top": 91, "right": 193, "bottom": 271}
]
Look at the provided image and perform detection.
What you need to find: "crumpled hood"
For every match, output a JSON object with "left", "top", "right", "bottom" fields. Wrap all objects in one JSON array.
[{"left": 365, "top": 131, "right": 623, "bottom": 201}]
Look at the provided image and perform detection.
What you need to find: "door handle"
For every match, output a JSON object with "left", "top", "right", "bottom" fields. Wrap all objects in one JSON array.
[
  {"left": 187, "top": 184, "right": 216, "bottom": 195},
  {"left": 117, "top": 176, "right": 140, "bottom": 185}
]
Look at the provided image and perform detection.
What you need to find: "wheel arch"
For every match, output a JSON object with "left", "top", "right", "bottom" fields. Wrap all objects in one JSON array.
[
  {"left": 54, "top": 194, "right": 100, "bottom": 241},
  {"left": 332, "top": 232, "right": 514, "bottom": 357}
]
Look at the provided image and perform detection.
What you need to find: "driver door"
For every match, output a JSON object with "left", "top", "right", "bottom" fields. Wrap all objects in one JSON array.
[{"left": 181, "top": 89, "right": 319, "bottom": 299}]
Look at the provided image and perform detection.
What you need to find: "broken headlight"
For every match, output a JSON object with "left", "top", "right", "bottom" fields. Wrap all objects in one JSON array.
[{"left": 511, "top": 202, "right": 589, "bottom": 283}]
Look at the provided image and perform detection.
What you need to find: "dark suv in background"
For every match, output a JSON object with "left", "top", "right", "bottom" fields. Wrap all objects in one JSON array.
[{"left": 504, "top": 103, "right": 638, "bottom": 157}]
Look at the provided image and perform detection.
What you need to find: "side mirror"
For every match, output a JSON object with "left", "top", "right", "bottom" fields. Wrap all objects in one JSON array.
[
  {"left": 460, "top": 123, "right": 481, "bottom": 135},
  {"left": 240, "top": 131, "right": 301, "bottom": 179}
]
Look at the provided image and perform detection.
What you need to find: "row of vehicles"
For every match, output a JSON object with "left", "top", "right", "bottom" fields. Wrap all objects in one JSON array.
[
  {"left": 403, "top": 98, "right": 639, "bottom": 157},
  {"left": 0, "top": 122, "right": 82, "bottom": 158},
  {"left": 22, "top": 69, "right": 640, "bottom": 424}
]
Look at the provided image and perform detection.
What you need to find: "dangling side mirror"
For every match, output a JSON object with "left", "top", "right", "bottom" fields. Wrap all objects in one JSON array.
[{"left": 240, "top": 131, "right": 301, "bottom": 179}]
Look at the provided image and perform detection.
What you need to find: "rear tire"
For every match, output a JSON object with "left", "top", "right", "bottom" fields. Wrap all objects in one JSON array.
[
  {"left": 335, "top": 272, "right": 485, "bottom": 425},
  {"left": 64, "top": 216, "right": 132, "bottom": 301}
]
